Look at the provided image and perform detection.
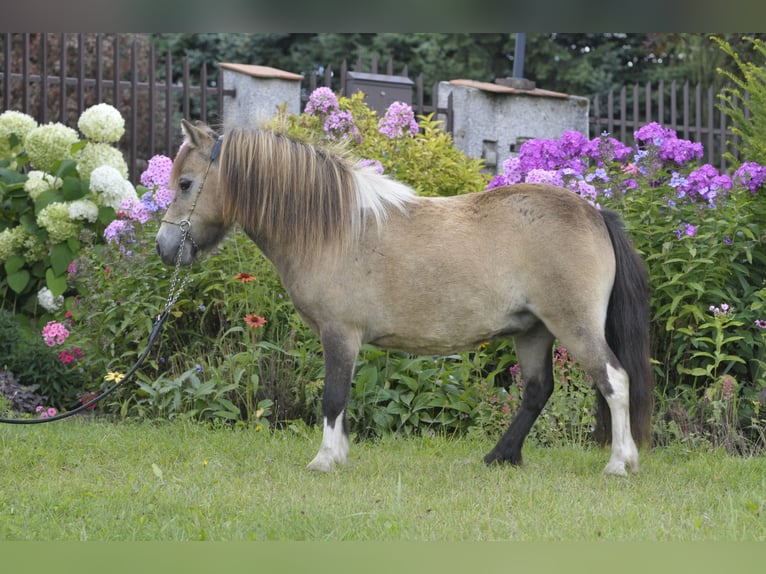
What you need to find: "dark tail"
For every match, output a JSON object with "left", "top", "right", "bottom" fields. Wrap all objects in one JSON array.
[{"left": 596, "top": 209, "right": 653, "bottom": 447}]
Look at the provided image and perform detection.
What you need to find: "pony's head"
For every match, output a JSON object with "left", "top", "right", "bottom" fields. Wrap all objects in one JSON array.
[{"left": 155, "top": 120, "right": 231, "bottom": 266}]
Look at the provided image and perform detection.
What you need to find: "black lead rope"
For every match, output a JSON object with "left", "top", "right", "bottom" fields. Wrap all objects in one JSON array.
[
  {"left": 0, "top": 310, "right": 171, "bottom": 425},
  {"left": 0, "top": 137, "right": 220, "bottom": 426}
]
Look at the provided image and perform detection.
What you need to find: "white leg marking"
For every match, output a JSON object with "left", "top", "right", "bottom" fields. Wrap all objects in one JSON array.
[
  {"left": 307, "top": 411, "right": 350, "bottom": 472},
  {"left": 603, "top": 364, "right": 639, "bottom": 476}
]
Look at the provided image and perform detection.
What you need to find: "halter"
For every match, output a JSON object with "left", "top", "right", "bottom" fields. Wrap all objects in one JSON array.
[{"left": 160, "top": 134, "right": 224, "bottom": 248}]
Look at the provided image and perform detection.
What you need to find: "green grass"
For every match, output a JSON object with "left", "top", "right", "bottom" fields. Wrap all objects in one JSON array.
[{"left": 0, "top": 419, "right": 764, "bottom": 541}]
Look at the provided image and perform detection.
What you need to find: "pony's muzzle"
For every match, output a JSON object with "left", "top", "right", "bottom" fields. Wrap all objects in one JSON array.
[{"left": 156, "top": 226, "right": 197, "bottom": 266}]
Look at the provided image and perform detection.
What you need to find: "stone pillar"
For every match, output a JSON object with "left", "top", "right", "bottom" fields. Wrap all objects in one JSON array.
[
  {"left": 219, "top": 63, "right": 303, "bottom": 132},
  {"left": 437, "top": 79, "right": 590, "bottom": 174}
]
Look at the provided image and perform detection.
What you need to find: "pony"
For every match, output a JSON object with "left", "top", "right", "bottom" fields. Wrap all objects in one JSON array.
[{"left": 156, "top": 120, "right": 653, "bottom": 476}]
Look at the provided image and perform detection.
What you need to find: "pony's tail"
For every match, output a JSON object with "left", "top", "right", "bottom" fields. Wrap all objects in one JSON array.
[{"left": 595, "top": 209, "right": 654, "bottom": 447}]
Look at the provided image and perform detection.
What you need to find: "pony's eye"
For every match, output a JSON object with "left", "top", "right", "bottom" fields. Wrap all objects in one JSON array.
[{"left": 178, "top": 178, "right": 193, "bottom": 192}]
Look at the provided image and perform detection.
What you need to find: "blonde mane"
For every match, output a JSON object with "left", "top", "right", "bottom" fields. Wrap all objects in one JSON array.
[{"left": 218, "top": 128, "right": 415, "bottom": 261}]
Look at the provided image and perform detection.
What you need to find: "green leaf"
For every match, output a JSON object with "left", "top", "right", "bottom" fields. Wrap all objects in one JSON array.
[
  {"left": 61, "top": 176, "right": 85, "bottom": 201},
  {"left": 50, "top": 243, "right": 74, "bottom": 276},
  {"left": 98, "top": 206, "right": 116, "bottom": 225},
  {"left": 6, "top": 269, "right": 30, "bottom": 293},
  {"left": 55, "top": 159, "right": 79, "bottom": 179},
  {"left": 45, "top": 267, "right": 68, "bottom": 296},
  {"left": 3, "top": 254, "right": 26, "bottom": 274}
]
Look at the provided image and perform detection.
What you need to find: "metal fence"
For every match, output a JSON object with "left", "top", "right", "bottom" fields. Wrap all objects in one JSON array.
[
  {"left": 1, "top": 33, "right": 228, "bottom": 182},
  {"left": 590, "top": 80, "right": 743, "bottom": 170},
  {"left": 1, "top": 32, "right": 746, "bottom": 181}
]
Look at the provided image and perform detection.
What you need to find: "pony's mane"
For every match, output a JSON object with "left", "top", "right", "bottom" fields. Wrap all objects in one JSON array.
[{"left": 218, "top": 128, "right": 415, "bottom": 261}]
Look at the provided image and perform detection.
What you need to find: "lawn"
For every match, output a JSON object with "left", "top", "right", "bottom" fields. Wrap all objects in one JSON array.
[{"left": 0, "top": 419, "right": 764, "bottom": 542}]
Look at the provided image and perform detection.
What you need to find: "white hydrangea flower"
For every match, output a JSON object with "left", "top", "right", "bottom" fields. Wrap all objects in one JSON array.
[
  {"left": 78, "top": 103, "right": 125, "bottom": 143},
  {"left": 77, "top": 141, "right": 129, "bottom": 180},
  {"left": 0, "top": 110, "right": 37, "bottom": 156},
  {"left": 37, "top": 286, "right": 64, "bottom": 312},
  {"left": 89, "top": 165, "right": 138, "bottom": 210},
  {"left": 67, "top": 198, "right": 100, "bottom": 223},
  {"left": 36, "top": 202, "right": 80, "bottom": 243},
  {"left": 24, "top": 170, "right": 63, "bottom": 200},
  {"left": 24, "top": 122, "right": 79, "bottom": 173},
  {"left": 0, "top": 226, "right": 27, "bottom": 262}
]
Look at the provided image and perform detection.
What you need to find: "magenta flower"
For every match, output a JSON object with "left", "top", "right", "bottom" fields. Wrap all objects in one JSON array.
[{"left": 42, "top": 321, "right": 70, "bottom": 347}]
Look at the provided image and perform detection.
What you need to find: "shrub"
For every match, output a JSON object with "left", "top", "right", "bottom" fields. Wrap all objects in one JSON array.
[
  {"left": 0, "top": 104, "right": 129, "bottom": 320},
  {"left": 0, "top": 309, "right": 75, "bottom": 409},
  {"left": 489, "top": 121, "right": 766, "bottom": 450},
  {"left": 714, "top": 35, "right": 766, "bottom": 167}
]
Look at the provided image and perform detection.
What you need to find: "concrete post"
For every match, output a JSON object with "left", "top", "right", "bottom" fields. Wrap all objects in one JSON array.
[
  {"left": 219, "top": 63, "right": 303, "bottom": 132},
  {"left": 437, "top": 79, "right": 590, "bottom": 174}
]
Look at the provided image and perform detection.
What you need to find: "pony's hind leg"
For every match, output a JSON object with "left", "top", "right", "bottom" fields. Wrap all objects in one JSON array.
[
  {"left": 307, "top": 328, "right": 359, "bottom": 472},
  {"left": 598, "top": 361, "right": 639, "bottom": 476},
  {"left": 484, "top": 324, "right": 555, "bottom": 466},
  {"left": 563, "top": 337, "right": 639, "bottom": 476}
]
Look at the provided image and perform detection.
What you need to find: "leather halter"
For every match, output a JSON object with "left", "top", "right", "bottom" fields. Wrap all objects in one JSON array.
[{"left": 160, "top": 135, "right": 223, "bottom": 249}]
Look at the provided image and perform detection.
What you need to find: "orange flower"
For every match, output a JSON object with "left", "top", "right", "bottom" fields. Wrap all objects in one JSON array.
[
  {"left": 234, "top": 272, "right": 257, "bottom": 283},
  {"left": 244, "top": 314, "right": 267, "bottom": 328}
]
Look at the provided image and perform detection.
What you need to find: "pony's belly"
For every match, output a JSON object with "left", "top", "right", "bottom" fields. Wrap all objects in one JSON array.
[{"left": 368, "top": 312, "right": 537, "bottom": 355}]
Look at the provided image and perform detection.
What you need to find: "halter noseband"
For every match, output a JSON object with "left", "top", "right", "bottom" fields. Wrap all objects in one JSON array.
[{"left": 161, "top": 134, "right": 224, "bottom": 248}]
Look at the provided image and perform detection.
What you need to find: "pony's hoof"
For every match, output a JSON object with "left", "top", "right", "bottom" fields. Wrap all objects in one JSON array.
[
  {"left": 603, "top": 460, "right": 629, "bottom": 476},
  {"left": 307, "top": 455, "right": 334, "bottom": 472},
  {"left": 483, "top": 450, "right": 521, "bottom": 467}
]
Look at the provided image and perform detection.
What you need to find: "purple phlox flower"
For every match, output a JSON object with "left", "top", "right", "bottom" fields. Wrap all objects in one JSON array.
[
  {"left": 658, "top": 137, "right": 703, "bottom": 165},
  {"left": 359, "top": 158, "right": 384, "bottom": 174},
  {"left": 733, "top": 161, "right": 766, "bottom": 194},
  {"left": 583, "top": 135, "right": 632, "bottom": 165},
  {"left": 500, "top": 156, "right": 523, "bottom": 184},
  {"left": 518, "top": 138, "right": 569, "bottom": 172},
  {"left": 585, "top": 167, "right": 610, "bottom": 183},
  {"left": 104, "top": 219, "right": 135, "bottom": 244},
  {"left": 634, "top": 122, "right": 677, "bottom": 146},
  {"left": 154, "top": 187, "right": 176, "bottom": 210},
  {"left": 323, "top": 110, "right": 359, "bottom": 141},
  {"left": 120, "top": 197, "right": 152, "bottom": 224},
  {"left": 140, "top": 154, "right": 173, "bottom": 189},
  {"left": 675, "top": 222, "right": 698, "bottom": 239},
  {"left": 486, "top": 174, "right": 508, "bottom": 190},
  {"left": 524, "top": 169, "right": 563, "bottom": 187},
  {"left": 141, "top": 191, "right": 159, "bottom": 213},
  {"left": 305, "top": 87, "right": 339, "bottom": 116},
  {"left": 755, "top": 319, "right": 766, "bottom": 329},
  {"left": 378, "top": 101, "right": 419, "bottom": 139},
  {"left": 709, "top": 303, "right": 733, "bottom": 317},
  {"left": 557, "top": 130, "right": 589, "bottom": 157},
  {"left": 681, "top": 164, "right": 731, "bottom": 207}
]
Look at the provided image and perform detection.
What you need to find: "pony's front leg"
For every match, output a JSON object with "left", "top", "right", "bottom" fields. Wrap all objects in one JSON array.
[{"left": 307, "top": 329, "right": 360, "bottom": 472}]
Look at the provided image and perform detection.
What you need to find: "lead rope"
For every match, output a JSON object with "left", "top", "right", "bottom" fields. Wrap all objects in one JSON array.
[
  {"left": 0, "top": 233, "right": 194, "bottom": 425},
  {"left": 0, "top": 135, "right": 222, "bottom": 425}
]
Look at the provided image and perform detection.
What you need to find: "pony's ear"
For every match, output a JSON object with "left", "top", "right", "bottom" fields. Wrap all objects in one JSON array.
[{"left": 180, "top": 119, "right": 214, "bottom": 149}]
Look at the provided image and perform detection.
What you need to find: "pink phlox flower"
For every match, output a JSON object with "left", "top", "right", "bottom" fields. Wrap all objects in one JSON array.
[
  {"left": 42, "top": 321, "right": 70, "bottom": 346},
  {"left": 323, "top": 110, "right": 359, "bottom": 140},
  {"left": 305, "top": 87, "right": 339, "bottom": 116},
  {"left": 378, "top": 101, "right": 419, "bottom": 139},
  {"left": 140, "top": 155, "right": 173, "bottom": 189}
]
